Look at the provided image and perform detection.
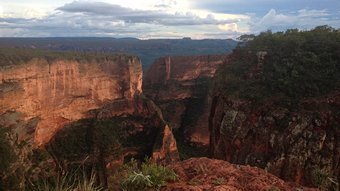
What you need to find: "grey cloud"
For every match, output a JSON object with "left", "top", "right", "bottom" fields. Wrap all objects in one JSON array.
[
  {"left": 57, "top": 1, "right": 132, "bottom": 15},
  {"left": 0, "top": 12, "right": 156, "bottom": 37},
  {"left": 154, "top": 0, "right": 177, "bottom": 8},
  {"left": 56, "top": 1, "right": 237, "bottom": 26}
]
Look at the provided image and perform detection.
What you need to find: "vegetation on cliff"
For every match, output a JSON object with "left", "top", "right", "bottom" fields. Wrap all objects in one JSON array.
[
  {"left": 0, "top": 127, "right": 37, "bottom": 190},
  {"left": 212, "top": 26, "right": 339, "bottom": 190},
  {"left": 216, "top": 25, "right": 340, "bottom": 106},
  {"left": 0, "top": 118, "right": 177, "bottom": 190},
  {"left": 111, "top": 158, "right": 177, "bottom": 191},
  {"left": 0, "top": 48, "right": 137, "bottom": 67}
]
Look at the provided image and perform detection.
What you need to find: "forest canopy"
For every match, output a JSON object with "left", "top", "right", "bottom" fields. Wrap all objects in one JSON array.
[{"left": 216, "top": 25, "right": 340, "bottom": 104}]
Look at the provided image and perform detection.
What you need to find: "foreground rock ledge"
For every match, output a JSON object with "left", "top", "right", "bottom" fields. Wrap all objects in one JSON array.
[{"left": 162, "top": 157, "right": 319, "bottom": 191}]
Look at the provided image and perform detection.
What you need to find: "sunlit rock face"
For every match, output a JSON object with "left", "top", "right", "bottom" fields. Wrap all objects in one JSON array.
[
  {"left": 0, "top": 56, "right": 142, "bottom": 145},
  {"left": 144, "top": 54, "right": 229, "bottom": 146},
  {"left": 0, "top": 51, "right": 180, "bottom": 189}
]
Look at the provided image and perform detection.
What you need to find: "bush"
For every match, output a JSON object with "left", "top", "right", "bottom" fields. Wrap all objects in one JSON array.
[
  {"left": 311, "top": 168, "right": 339, "bottom": 191},
  {"left": 0, "top": 127, "right": 33, "bottom": 190},
  {"left": 121, "top": 172, "right": 153, "bottom": 191},
  {"left": 119, "top": 158, "right": 178, "bottom": 191},
  {"left": 0, "top": 128, "right": 16, "bottom": 175}
]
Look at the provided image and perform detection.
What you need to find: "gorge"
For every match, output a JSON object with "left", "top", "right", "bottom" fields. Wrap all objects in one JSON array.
[{"left": 1, "top": 27, "right": 340, "bottom": 191}]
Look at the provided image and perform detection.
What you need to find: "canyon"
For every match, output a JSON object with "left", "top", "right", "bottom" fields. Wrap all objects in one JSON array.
[
  {"left": 144, "top": 54, "right": 228, "bottom": 146},
  {"left": 0, "top": 49, "right": 315, "bottom": 191},
  {"left": 143, "top": 27, "right": 340, "bottom": 190},
  {"left": 2, "top": 27, "right": 340, "bottom": 191},
  {"left": 0, "top": 51, "right": 179, "bottom": 167}
]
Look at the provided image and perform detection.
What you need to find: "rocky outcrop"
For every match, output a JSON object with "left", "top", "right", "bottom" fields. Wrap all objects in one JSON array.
[
  {"left": 144, "top": 55, "right": 228, "bottom": 146},
  {"left": 0, "top": 52, "right": 178, "bottom": 164},
  {"left": 162, "top": 157, "right": 319, "bottom": 191}
]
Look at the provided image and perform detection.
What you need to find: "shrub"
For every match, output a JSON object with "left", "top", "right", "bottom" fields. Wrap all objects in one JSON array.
[
  {"left": 0, "top": 128, "right": 16, "bottom": 175},
  {"left": 119, "top": 158, "right": 178, "bottom": 191},
  {"left": 0, "top": 127, "right": 33, "bottom": 190},
  {"left": 311, "top": 168, "right": 339, "bottom": 191},
  {"left": 121, "top": 172, "right": 153, "bottom": 191}
]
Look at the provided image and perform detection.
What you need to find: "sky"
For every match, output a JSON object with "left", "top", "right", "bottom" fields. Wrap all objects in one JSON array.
[{"left": 0, "top": 0, "right": 339, "bottom": 39}]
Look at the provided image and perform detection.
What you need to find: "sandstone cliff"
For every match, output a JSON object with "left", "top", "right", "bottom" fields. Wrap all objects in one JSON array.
[
  {"left": 144, "top": 54, "right": 228, "bottom": 146},
  {"left": 1, "top": 55, "right": 141, "bottom": 144},
  {"left": 0, "top": 50, "right": 178, "bottom": 165}
]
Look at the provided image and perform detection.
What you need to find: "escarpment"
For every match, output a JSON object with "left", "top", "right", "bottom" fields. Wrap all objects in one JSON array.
[
  {"left": 0, "top": 49, "right": 178, "bottom": 164},
  {"left": 209, "top": 28, "right": 340, "bottom": 188},
  {"left": 209, "top": 92, "right": 340, "bottom": 186},
  {"left": 144, "top": 54, "right": 228, "bottom": 147},
  {"left": 1, "top": 55, "right": 141, "bottom": 144}
]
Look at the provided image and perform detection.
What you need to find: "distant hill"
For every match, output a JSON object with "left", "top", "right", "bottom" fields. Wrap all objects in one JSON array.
[{"left": 0, "top": 38, "right": 237, "bottom": 69}]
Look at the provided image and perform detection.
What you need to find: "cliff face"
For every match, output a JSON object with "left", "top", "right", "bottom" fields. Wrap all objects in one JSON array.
[
  {"left": 0, "top": 53, "right": 178, "bottom": 164},
  {"left": 0, "top": 56, "right": 142, "bottom": 145},
  {"left": 144, "top": 55, "right": 228, "bottom": 146},
  {"left": 209, "top": 48, "right": 340, "bottom": 187},
  {"left": 209, "top": 93, "right": 340, "bottom": 186}
]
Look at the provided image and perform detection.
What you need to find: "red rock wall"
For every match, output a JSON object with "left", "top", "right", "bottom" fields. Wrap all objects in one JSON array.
[
  {"left": 1, "top": 54, "right": 179, "bottom": 164},
  {"left": 0, "top": 56, "right": 142, "bottom": 145},
  {"left": 145, "top": 55, "right": 227, "bottom": 85}
]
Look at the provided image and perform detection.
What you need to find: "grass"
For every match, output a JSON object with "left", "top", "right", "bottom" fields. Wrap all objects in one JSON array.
[
  {"left": 188, "top": 178, "right": 201, "bottom": 186},
  {"left": 212, "top": 177, "right": 225, "bottom": 186},
  {"left": 116, "top": 158, "right": 178, "bottom": 191},
  {"left": 37, "top": 169, "right": 103, "bottom": 191},
  {"left": 311, "top": 168, "right": 339, "bottom": 191}
]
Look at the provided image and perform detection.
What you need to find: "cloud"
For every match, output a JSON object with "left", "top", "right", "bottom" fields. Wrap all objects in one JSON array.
[
  {"left": 190, "top": 0, "right": 340, "bottom": 15},
  {"left": 2, "top": 1, "right": 339, "bottom": 39},
  {"left": 249, "top": 9, "right": 340, "bottom": 33},
  {"left": 218, "top": 23, "right": 238, "bottom": 31},
  {"left": 0, "top": 1, "right": 246, "bottom": 38},
  {"left": 154, "top": 0, "right": 177, "bottom": 8},
  {"left": 56, "top": 1, "right": 237, "bottom": 26},
  {"left": 57, "top": 1, "right": 131, "bottom": 15},
  {"left": 297, "top": 9, "right": 329, "bottom": 17}
]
